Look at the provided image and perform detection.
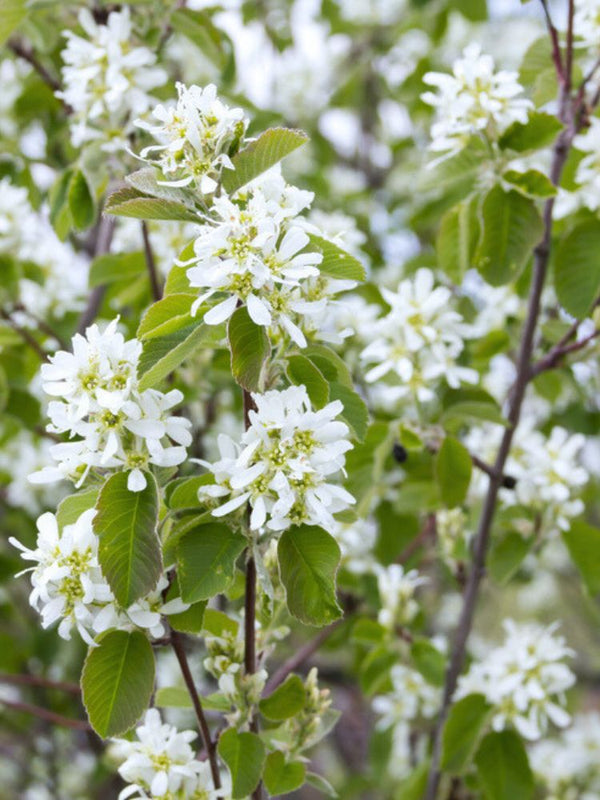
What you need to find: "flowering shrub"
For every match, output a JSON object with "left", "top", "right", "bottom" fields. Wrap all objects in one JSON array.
[{"left": 2, "top": 2, "right": 600, "bottom": 800}]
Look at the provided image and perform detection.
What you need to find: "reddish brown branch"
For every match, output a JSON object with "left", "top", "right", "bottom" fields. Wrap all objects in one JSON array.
[
  {"left": 2, "top": 698, "right": 91, "bottom": 731},
  {"left": 0, "top": 672, "right": 80, "bottom": 695}
]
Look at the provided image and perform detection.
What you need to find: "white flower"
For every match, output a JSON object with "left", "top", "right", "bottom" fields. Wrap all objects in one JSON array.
[
  {"left": 0, "top": 432, "right": 67, "bottom": 513},
  {"left": 457, "top": 619, "right": 576, "bottom": 740},
  {"left": 10, "top": 510, "right": 188, "bottom": 644},
  {"left": 376, "top": 564, "right": 427, "bottom": 629},
  {"left": 29, "top": 319, "right": 191, "bottom": 491},
  {"left": 111, "top": 709, "right": 213, "bottom": 799},
  {"left": 361, "top": 268, "right": 477, "bottom": 408},
  {"left": 570, "top": 117, "right": 600, "bottom": 211},
  {"left": 199, "top": 385, "right": 355, "bottom": 532},
  {"left": 58, "top": 8, "right": 167, "bottom": 151},
  {"left": 334, "top": 517, "right": 378, "bottom": 574},
  {"left": 137, "top": 82, "right": 248, "bottom": 192},
  {"left": 422, "top": 44, "right": 532, "bottom": 154}
]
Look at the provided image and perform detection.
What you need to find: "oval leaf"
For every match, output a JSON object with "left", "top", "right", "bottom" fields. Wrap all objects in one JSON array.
[
  {"left": 217, "top": 728, "right": 266, "bottom": 799},
  {"left": 81, "top": 630, "right": 155, "bottom": 737},
  {"left": 176, "top": 522, "right": 246, "bottom": 602},
  {"left": 435, "top": 436, "right": 472, "bottom": 507},
  {"left": 228, "top": 305, "right": 270, "bottom": 392}
]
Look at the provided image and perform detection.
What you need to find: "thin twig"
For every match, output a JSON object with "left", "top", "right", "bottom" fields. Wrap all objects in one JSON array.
[
  {"left": 264, "top": 620, "right": 343, "bottom": 695},
  {"left": 7, "top": 39, "right": 64, "bottom": 97},
  {"left": 0, "top": 672, "right": 80, "bottom": 695},
  {"left": 2, "top": 699, "right": 91, "bottom": 731},
  {"left": 530, "top": 328, "right": 600, "bottom": 377},
  {"left": 141, "top": 222, "right": 163, "bottom": 302},
  {"left": 539, "top": 0, "right": 565, "bottom": 83},
  {"left": 170, "top": 630, "right": 222, "bottom": 791},
  {"left": 0, "top": 310, "right": 48, "bottom": 361},
  {"left": 12, "top": 305, "right": 69, "bottom": 350},
  {"left": 424, "top": 10, "right": 579, "bottom": 796},
  {"left": 77, "top": 216, "right": 116, "bottom": 334}
]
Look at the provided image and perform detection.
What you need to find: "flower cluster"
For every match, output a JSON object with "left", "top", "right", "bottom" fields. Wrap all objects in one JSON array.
[
  {"left": 183, "top": 167, "right": 354, "bottom": 347},
  {"left": 137, "top": 82, "right": 248, "bottom": 193},
  {"left": 373, "top": 663, "right": 440, "bottom": 779},
  {"left": 30, "top": 319, "right": 191, "bottom": 492},
  {"left": 361, "top": 268, "right": 477, "bottom": 408},
  {"left": 457, "top": 620, "right": 575, "bottom": 740},
  {"left": 111, "top": 708, "right": 221, "bottom": 800},
  {"left": 376, "top": 564, "right": 427, "bottom": 630},
  {"left": 199, "top": 385, "right": 354, "bottom": 532},
  {"left": 58, "top": 9, "right": 167, "bottom": 151},
  {"left": 9, "top": 510, "right": 187, "bottom": 645},
  {"left": 277, "top": 667, "right": 333, "bottom": 758},
  {"left": 466, "top": 422, "right": 588, "bottom": 536},
  {"left": 422, "top": 44, "right": 532, "bottom": 155},
  {"left": 530, "top": 712, "right": 600, "bottom": 800}
]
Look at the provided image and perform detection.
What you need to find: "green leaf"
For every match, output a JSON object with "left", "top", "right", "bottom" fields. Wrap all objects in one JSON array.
[
  {"left": 81, "top": 630, "right": 155, "bottom": 738},
  {"left": 442, "top": 401, "right": 508, "bottom": 429},
  {"left": 167, "top": 599, "right": 207, "bottom": 634},
  {"left": 155, "top": 686, "right": 193, "bottom": 708},
  {"left": 259, "top": 675, "right": 305, "bottom": 721},
  {"left": 286, "top": 354, "right": 329, "bottom": 408},
  {"left": 138, "top": 321, "right": 223, "bottom": 390},
  {"left": 419, "top": 137, "right": 489, "bottom": 195},
  {"left": 0, "top": 0, "right": 26, "bottom": 46},
  {"left": 49, "top": 169, "right": 74, "bottom": 240},
  {"left": 475, "top": 730, "right": 534, "bottom": 800},
  {"left": 228, "top": 305, "right": 270, "bottom": 392},
  {"left": 435, "top": 436, "right": 472, "bottom": 507},
  {"left": 441, "top": 694, "right": 491, "bottom": 774},
  {"left": 554, "top": 220, "right": 600, "bottom": 318},
  {"left": 177, "top": 522, "right": 246, "bottom": 602},
  {"left": 303, "top": 344, "right": 353, "bottom": 388},
  {"left": 489, "top": 531, "right": 532, "bottom": 584},
  {"left": 202, "top": 608, "right": 239, "bottom": 638},
  {"left": 264, "top": 751, "right": 306, "bottom": 796},
  {"left": 278, "top": 525, "right": 342, "bottom": 626},
  {"left": 562, "top": 519, "right": 600, "bottom": 595},
  {"left": 137, "top": 294, "right": 197, "bottom": 339},
  {"left": 105, "top": 187, "right": 200, "bottom": 222},
  {"left": 436, "top": 196, "right": 480, "bottom": 282},
  {"left": 90, "top": 252, "right": 146, "bottom": 288},
  {"left": 345, "top": 422, "right": 394, "bottom": 515},
  {"left": 410, "top": 638, "right": 446, "bottom": 687},
  {"left": 68, "top": 170, "right": 95, "bottom": 231},
  {"left": 503, "top": 169, "right": 556, "bottom": 198},
  {"left": 217, "top": 729, "right": 266, "bottom": 799},
  {"left": 165, "top": 476, "right": 213, "bottom": 510},
  {"left": 93, "top": 472, "right": 161, "bottom": 606},
  {"left": 474, "top": 186, "right": 543, "bottom": 285},
  {"left": 307, "top": 235, "right": 366, "bottom": 281},
  {"left": 305, "top": 772, "right": 338, "bottom": 798},
  {"left": 499, "top": 112, "right": 562, "bottom": 152},
  {"left": 56, "top": 488, "right": 99, "bottom": 529},
  {"left": 328, "top": 382, "right": 369, "bottom": 442},
  {"left": 222, "top": 128, "right": 308, "bottom": 194}
]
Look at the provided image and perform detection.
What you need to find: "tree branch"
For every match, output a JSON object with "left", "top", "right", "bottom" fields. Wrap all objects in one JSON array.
[
  {"left": 170, "top": 630, "right": 222, "bottom": 792},
  {"left": 141, "top": 222, "right": 163, "bottom": 302},
  {"left": 7, "top": 39, "right": 64, "bottom": 96},
  {"left": 424, "top": 13, "right": 580, "bottom": 795},
  {"left": 1, "top": 698, "right": 91, "bottom": 731},
  {"left": 77, "top": 216, "right": 116, "bottom": 335},
  {"left": 539, "top": 0, "right": 565, "bottom": 84},
  {"left": 0, "top": 672, "right": 80, "bottom": 695},
  {"left": 0, "top": 310, "right": 48, "bottom": 362},
  {"left": 530, "top": 327, "right": 600, "bottom": 377}
]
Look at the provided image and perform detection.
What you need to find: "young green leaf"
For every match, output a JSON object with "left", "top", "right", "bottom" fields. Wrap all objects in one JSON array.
[
  {"left": 105, "top": 186, "right": 200, "bottom": 222},
  {"left": 410, "top": 638, "right": 446, "bottom": 686},
  {"left": 217, "top": 729, "right": 266, "bottom": 799},
  {"left": 286, "top": 354, "right": 330, "bottom": 408},
  {"left": 89, "top": 252, "right": 146, "bottom": 288},
  {"left": 176, "top": 522, "right": 246, "bottom": 602},
  {"left": 68, "top": 170, "right": 95, "bottom": 230},
  {"left": 554, "top": 220, "right": 600, "bottom": 318},
  {"left": 222, "top": 128, "right": 308, "bottom": 194},
  {"left": 137, "top": 294, "right": 198, "bottom": 339},
  {"left": 278, "top": 525, "right": 342, "bottom": 626},
  {"left": 259, "top": 674, "right": 306, "bottom": 721},
  {"left": 93, "top": 472, "right": 161, "bottom": 607},
  {"left": 562, "top": 519, "right": 600, "bottom": 595},
  {"left": 56, "top": 488, "right": 99, "bottom": 529},
  {"left": 435, "top": 436, "right": 472, "bottom": 507},
  {"left": 475, "top": 730, "right": 534, "bottom": 800},
  {"left": 436, "top": 196, "right": 480, "bottom": 282},
  {"left": 228, "top": 305, "right": 270, "bottom": 392},
  {"left": 328, "top": 382, "right": 369, "bottom": 442},
  {"left": 81, "top": 630, "right": 155, "bottom": 737},
  {"left": 0, "top": 0, "right": 26, "bottom": 46},
  {"left": 138, "top": 321, "right": 223, "bottom": 391},
  {"left": 503, "top": 169, "right": 556, "bottom": 198},
  {"left": 441, "top": 693, "right": 491, "bottom": 774},
  {"left": 498, "top": 112, "right": 562, "bottom": 152},
  {"left": 307, "top": 234, "right": 366, "bottom": 281},
  {"left": 474, "top": 186, "right": 543, "bottom": 285},
  {"left": 264, "top": 751, "right": 306, "bottom": 796}
]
